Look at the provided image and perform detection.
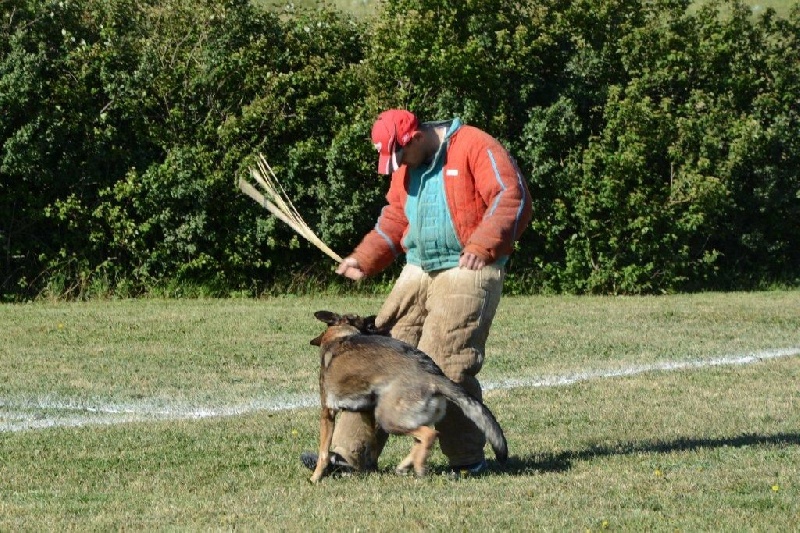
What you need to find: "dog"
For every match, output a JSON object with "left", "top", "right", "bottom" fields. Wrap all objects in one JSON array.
[{"left": 308, "top": 310, "right": 508, "bottom": 483}]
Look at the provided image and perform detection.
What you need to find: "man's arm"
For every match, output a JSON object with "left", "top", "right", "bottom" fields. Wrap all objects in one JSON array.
[
  {"left": 463, "top": 139, "right": 532, "bottom": 264},
  {"left": 344, "top": 171, "right": 409, "bottom": 277}
]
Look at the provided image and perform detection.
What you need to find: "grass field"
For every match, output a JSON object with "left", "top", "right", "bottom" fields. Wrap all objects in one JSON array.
[{"left": 1, "top": 293, "right": 798, "bottom": 530}]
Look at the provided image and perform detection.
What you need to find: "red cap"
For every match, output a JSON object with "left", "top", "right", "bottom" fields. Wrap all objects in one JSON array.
[{"left": 371, "top": 109, "right": 419, "bottom": 174}]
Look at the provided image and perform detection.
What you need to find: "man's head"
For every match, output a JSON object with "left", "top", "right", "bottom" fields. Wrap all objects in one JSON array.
[{"left": 371, "top": 109, "right": 422, "bottom": 174}]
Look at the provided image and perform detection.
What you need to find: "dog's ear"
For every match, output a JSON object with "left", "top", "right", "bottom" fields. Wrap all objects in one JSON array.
[
  {"left": 362, "top": 315, "right": 377, "bottom": 331},
  {"left": 341, "top": 314, "right": 368, "bottom": 332},
  {"left": 342, "top": 314, "right": 360, "bottom": 326},
  {"left": 310, "top": 333, "right": 324, "bottom": 346},
  {"left": 363, "top": 315, "right": 391, "bottom": 336},
  {"left": 314, "top": 310, "right": 340, "bottom": 325}
]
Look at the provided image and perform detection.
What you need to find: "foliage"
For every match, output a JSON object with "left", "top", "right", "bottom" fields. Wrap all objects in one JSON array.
[{"left": 1, "top": 0, "right": 798, "bottom": 298}]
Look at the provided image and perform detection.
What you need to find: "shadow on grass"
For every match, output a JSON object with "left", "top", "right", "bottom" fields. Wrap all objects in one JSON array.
[{"left": 501, "top": 432, "right": 800, "bottom": 475}]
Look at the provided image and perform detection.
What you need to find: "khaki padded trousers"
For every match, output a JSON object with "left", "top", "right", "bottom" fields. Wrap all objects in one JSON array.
[{"left": 330, "top": 263, "right": 505, "bottom": 468}]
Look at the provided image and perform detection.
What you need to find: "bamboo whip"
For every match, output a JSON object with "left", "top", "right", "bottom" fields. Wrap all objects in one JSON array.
[{"left": 239, "top": 155, "right": 343, "bottom": 263}]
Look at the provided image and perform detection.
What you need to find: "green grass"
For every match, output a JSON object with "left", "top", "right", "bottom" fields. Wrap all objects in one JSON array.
[{"left": 1, "top": 293, "right": 799, "bottom": 530}]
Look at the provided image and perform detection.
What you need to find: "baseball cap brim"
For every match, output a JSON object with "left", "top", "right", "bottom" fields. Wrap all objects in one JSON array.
[
  {"left": 377, "top": 139, "right": 403, "bottom": 175},
  {"left": 377, "top": 150, "right": 392, "bottom": 175}
]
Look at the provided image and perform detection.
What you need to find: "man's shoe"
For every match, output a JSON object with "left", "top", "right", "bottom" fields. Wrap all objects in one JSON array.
[
  {"left": 448, "top": 459, "right": 488, "bottom": 478},
  {"left": 300, "top": 451, "right": 356, "bottom": 476}
]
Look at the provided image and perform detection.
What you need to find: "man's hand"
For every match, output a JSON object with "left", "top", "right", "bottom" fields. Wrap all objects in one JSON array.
[
  {"left": 336, "top": 257, "right": 365, "bottom": 280},
  {"left": 459, "top": 252, "right": 486, "bottom": 270}
]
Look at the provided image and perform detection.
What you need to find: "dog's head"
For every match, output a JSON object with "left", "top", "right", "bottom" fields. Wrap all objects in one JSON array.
[{"left": 310, "top": 311, "right": 389, "bottom": 346}]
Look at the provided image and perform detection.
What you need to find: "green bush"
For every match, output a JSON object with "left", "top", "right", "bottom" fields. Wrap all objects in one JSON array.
[
  {"left": 564, "top": 0, "right": 800, "bottom": 292},
  {"left": 517, "top": 0, "right": 800, "bottom": 293},
  {"left": 1, "top": 0, "right": 798, "bottom": 299}
]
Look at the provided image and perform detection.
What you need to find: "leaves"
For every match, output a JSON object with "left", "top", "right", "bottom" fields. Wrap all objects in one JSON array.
[{"left": 1, "top": 0, "right": 798, "bottom": 298}]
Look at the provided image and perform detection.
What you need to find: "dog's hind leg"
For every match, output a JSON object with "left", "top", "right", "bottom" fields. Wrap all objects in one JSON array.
[
  {"left": 410, "top": 425, "right": 438, "bottom": 477},
  {"left": 394, "top": 426, "right": 438, "bottom": 477},
  {"left": 395, "top": 445, "right": 416, "bottom": 475}
]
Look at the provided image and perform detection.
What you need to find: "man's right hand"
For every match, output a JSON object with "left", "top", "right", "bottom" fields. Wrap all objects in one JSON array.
[{"left": 336, "top": 257, "right": 365, "bottom": 281}]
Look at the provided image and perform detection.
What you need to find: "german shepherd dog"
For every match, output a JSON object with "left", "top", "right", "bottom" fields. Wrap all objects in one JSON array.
[{"left": 309, "top": 311, "right": 508, "bottom": 483}]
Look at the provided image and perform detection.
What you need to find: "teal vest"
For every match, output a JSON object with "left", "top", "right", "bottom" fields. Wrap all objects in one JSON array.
[{"left": 403, "top": 119, "right": 463, "bottom": 272}]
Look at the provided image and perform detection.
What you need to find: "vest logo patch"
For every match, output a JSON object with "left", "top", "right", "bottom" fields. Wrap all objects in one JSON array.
[{"left": 445, "top": 169, "right": 459, "bottom": 177}]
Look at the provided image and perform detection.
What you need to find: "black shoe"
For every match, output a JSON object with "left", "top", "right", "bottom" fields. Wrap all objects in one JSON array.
[
  {"left": 447, "top": 459, "right": 488, "bottom": 478},
  {"left": 300, "top": 451, "right": 356, "bottom": 476}
]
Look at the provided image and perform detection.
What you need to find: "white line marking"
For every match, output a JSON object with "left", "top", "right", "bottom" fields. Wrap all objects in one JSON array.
[
  {"left": 2, "top": 347, "right": 798, "bottom": 433},
  {"left": 0, "top": 395, "right": 318, "bottom": 432},
  {"left": 481, "top": 347, "right": 800, "bottom": 391}
]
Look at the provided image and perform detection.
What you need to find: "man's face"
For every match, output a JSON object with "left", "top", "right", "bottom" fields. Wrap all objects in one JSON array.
[{"left": 395, "top": 133, "right": 426, "bottom": 170}]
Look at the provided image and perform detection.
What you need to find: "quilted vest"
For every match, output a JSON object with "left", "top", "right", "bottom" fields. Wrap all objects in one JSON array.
[{"left": 403, "top": 119, "right": 463, "bottom": 271}]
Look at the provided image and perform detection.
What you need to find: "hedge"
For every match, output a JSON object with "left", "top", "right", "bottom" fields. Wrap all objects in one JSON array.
[{"left": 1, "top": 0, "right": 798, "bottom": 299}]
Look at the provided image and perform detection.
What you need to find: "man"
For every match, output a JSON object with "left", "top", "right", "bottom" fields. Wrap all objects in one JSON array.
[{"left": 302, "top": 109, "right": 532, "bottom": 476}]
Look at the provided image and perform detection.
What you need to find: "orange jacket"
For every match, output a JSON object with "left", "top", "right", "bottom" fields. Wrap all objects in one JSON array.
[{"left": 352, "top": 123, "right": 532, "bottom": 276}]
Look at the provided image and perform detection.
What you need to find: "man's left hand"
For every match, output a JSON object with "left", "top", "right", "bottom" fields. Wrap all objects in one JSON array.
[{"left": 459, "top": 252, "right": 486, "bottom": 270}]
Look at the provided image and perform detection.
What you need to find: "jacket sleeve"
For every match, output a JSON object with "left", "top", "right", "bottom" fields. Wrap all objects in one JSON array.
[
  {"left": 350, "top": 171, "right": 408, "bottom": 276},
  {"left": 463, "top": 138, "right": 532, "bottom": 263}
]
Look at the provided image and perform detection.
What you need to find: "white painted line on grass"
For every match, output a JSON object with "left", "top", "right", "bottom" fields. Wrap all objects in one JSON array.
[
  {"left": 2, "top": 347, "right": 798, "bottom": 433},
  {"left": 481, "top": 347, "right": 800, "bottom": 391},
  {"left": 0, "top": 394, "right": 317, "bottom": 433}
]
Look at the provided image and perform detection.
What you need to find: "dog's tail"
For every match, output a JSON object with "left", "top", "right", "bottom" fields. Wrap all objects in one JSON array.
[{"left": 437, "top": 379, "right": 508, "bottom": 463}]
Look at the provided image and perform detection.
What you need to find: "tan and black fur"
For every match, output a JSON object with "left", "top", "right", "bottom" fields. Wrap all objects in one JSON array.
[{"left": 309, "top": 310, "right": 508, "bottom": 483}]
